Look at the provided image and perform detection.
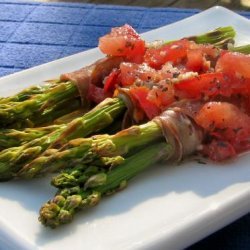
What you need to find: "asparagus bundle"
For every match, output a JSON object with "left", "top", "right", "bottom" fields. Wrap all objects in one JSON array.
[
  {"left": 0, "top": 55, "right": 123, "bottom": 128},
  {"left": 0, "top": 106, "right": 121, "bottom": 150},
  {"left": 38, "top": 107, "right": 204, "bottom": 228},
  {"left": 0, "top": 98, "right": 126, "bottom": 181},
  {"left": 0, "top": 81, "right": 81, "bottom": 128},
  {"left": 0, "top": 25, "right": 248, "bottom": 231},
  {"left": 19, "top": 106, "right": 202, "bottom": 178},
  {"left": 0, "top": 82, "right": 58, "bottom": 104},
  {"left": 0, "top": 27, "right": 236, "bottom": 129},
  {"left": 18, "top": 121, "right": 162, "bottom": 178},
  {"left": 2, "top": 31, "right": 250, "bottom": 179},
  {"left": 38, "top": 96, "right": 250, "bottom": 227},
  {"left": 0, "top": 105, "right": 87, "bottom": 150},
  {"left": 0, "top": 124, "right": 61, "bottom": 150},
  {"left": 39, "top": 143, "right": 168, "bottom": 228}
]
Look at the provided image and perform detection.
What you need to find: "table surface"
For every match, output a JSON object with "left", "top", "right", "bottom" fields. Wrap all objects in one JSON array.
[{"left": 0, "top": 0, "right": 249, "bottom": 249}]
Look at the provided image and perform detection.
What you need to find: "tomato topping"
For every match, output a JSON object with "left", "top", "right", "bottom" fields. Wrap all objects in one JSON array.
[
  {"left": 120, "top": 62, "right": 160, "bottom": 86},
  {"left": 195, "top": 102, "right": 250, "bottom": 154},
  {"left": 99, "top": 24, "right": 145, "bottom": 63},
  {"left": 104, "top": 69, "right": 121, "bottom": 94},
  {"left": 216, "top": 51, "right": 250, "bottom": 79},
  {"left": 202, "top": 139, "right": 236, "bottom": 161},
  {"left": 216, "top": 52, "right": 250, "bottom": 94},
  {"left": 147, "top": 80, "right": 175, "bottom": 109},
  {"left": 174, "top": 72, "right": 234, "bottom": 99},
  {"left": 186, "top": 49, "right": 204, "bottom": 72},
  {"left": 144, "top": 39, "right": 191, "bottom": 69},
  {"left": 129, "top": 87, "right": 161, "bottom": 119},
  {"left": 198, "top": 44, "right": 220, "bottom": 58}
]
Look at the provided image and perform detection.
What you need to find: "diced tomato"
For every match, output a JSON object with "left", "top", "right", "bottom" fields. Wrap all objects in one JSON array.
[
  {"left": 219, "top": 94, "right": 250, "bottom": 116},
  {"left": 119, "top": 62, "right": 160, "bottom": 86},
  {"left": 216, "top": 51, "right": 250, "bottom": 94},
  {"left": 174, "top": 72, "right": 233, "bottom": 99},
  {"left": 144, "top": 39, "right": 191, "bottom": 69},
  {"left": 99, "top": 24, "right": 145, "bottom": 63},
  {"left": 186, "top": 49, "right": 204, "bottom": 72},
  {"left": 184, "top": 43, "right": 219, "bottom": 73},
  {"left": 103, "top": 69, "right": 121, "bottom": 94},
  {"left": 147, "top": 80, "right": 175, "bottom": 109},
  {"left": 195, "top": 102, "right": 250, "bottom": 154},
  {"left": 87, "top": 83, "right": 110, "bottom": 104},
  {"left": 197, "top": 44, "right": 220, "bottom": 58},
  {"left": 216, "top": 51, "right": 250, "bottom": 79},
  {"left": 129, "top": 87, "right": 161, "bottom": 119},
  {"left": 202, "top": 139, "right": 236, "bottom": 161}
]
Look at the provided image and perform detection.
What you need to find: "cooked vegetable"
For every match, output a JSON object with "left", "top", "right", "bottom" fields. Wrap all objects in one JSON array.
[
  {"left": 0, "top": 82, "right": 58, "bottom": 104},
  {"left": 0, "top": 124, "right": 62, "bottom": 150},
  {"left": 0, "top": 26, "right": 236, "bottom": 129},
  {"left": 0, "top": 57, "right": 122, "bottom": 129},
  {"left": 18, "top": 119, "right": 163, "bottom": 178},
  {"left": 0, "top": 81, "right": 79, "bottom": 128},
  {"left": 39, "top": 142, "right": 170, "bottom": 228},
  {"left": 0, "top": 98, "right": 125, "bottom": 181},
  {"left": 0, "top": 25, "right": 249, "bottom": 231},
  {"left": 37, "top": 98, "right": 249, "bottom": 227},
  {"left": 38, "top": 105, "right": 205, "bottom": 228}
]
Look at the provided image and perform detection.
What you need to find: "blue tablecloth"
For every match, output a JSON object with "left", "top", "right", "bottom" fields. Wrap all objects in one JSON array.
[{"left": 0, "top": 0, "right": 249, "bottom": 249}]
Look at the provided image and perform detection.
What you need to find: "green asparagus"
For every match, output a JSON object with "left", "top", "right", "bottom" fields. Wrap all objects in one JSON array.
[
  {"left": 0, "top": 82, "right": 58, "bottom": 104},
  {"left": 187, "top": 26, "right": 235, "bottom": 47},
  {"left": 18, "top": 107, "right": 203, "bottom": 179},
  {"left": 38, "top": 106, "right": 205, "bottom": 228},
  {"left": 0, "top": 26, "right": 236, "bottom": 128},
  {"left": 10, "top": 97, "right": 82, "bottom": 129},
  {"left": 0, "top": 98, "right": 126, "bottom": 181},
  {"left": 0, "top": 125, "right": 61, "bottom": 150},
  {"left": 229, "top": 44, "right": 250, "bottom": 54},
  {"left": 38, "top": 142, "right": 174, "bottom": 228},
  {"left": 18, "top": 120, "right": 163, "bottom": 178},
  {"left": 0, "top": 81, "right": 79, "bottom": 128}
]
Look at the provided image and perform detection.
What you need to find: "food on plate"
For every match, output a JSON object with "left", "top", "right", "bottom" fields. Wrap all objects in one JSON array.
[
  {"left": 0, "top": 26, "right": 235, "bottom": 129},
  {"left": 0, "top": 25, "right": 249, "bottom": 228},
  {"left": 0, "top": 26, "right": 239, "bottom": 181},
  {"left": 0, "top": 98, "right": 125, "bottom": 181}
]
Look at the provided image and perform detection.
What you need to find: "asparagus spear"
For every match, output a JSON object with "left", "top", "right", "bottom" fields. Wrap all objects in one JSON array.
[
  {"left": 229, "top": 44, "right": 250, "bottom": 54},
  {"left": 187, "top": 26, "right": 235, "bottom": 47},
  {"left": 0, "top": 100, "right": 121, "bottom": 150},
  {"left": 9, "top": 97, "right": 82, "bottom": 129},
  {"left": 18, "top": 120, "right": 162, "bottom": 178},
  {"left": 51, "top": 155, "right": 125, "bottom": 189},
  {"left": 0, "top": 124, "right": 62, "bottom": 150},
  {"left": 39, "top": 106, "right": 204, "bottom": 228},
  {"left": 0, "top": 81, "right": 79, "bottom": 128},
  {"left": 0, "top": 98, "right": 126, "bottom": 181},
  {"left": 19, "top": 107, "right": 203, "bottom": 179},
  {"left": 0, "top": 82, "right": 58, "bottom": 104},
  {"left": 38, "top": 142, "right": 175, "bottom": 228}
]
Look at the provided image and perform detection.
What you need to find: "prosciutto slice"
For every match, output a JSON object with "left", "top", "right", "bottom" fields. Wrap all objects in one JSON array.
[
  {"left": 153, "top": 107, "right": 204, "bottom": 162},
  {"left": 60, "top": 56, "right": 123, "bottom": 104}
]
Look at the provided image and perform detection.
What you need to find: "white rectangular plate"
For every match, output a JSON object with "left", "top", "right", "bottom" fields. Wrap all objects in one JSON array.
[{"left": 0, "top": 6, "right": 250, "bottom": 250}]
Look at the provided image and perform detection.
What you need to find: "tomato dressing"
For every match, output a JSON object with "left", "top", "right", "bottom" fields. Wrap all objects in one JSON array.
[{"left": 98, "top": 25, "right": 250, "bottom": 160}]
